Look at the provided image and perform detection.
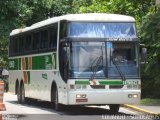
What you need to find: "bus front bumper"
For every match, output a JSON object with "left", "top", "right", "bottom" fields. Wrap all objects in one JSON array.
[{"left": 68, "top": 90, "right": 140, "bottom": 105}]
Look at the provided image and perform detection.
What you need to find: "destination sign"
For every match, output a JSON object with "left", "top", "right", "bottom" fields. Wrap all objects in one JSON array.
[{"left": 105, "top": 38, "right": 138, "bottom": 41}]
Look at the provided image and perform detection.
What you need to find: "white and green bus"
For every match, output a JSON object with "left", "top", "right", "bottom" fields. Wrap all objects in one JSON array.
[{"left": 9, "top": 13, "right": 144, "bottom": 112}]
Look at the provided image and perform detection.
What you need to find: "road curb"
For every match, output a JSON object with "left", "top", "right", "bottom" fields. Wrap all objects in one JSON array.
[{"left": 123, "top": 104, "right": 160, "bottom": 115}]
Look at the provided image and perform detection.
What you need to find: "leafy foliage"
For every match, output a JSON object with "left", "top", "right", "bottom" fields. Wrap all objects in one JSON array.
[
  {"left": 73, "top": 0, "right": 154, "bottom": 25},
  {"left": 139, "top": 9, "right": 160, "bottom": 98},
  {"left": 0, "top": 1, "right": 21, "bottom": 67}
]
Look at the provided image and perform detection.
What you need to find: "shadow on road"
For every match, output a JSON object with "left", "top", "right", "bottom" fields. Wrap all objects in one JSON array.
[{"left": 6, "top": 99, "right": 132, "bottom": 116}]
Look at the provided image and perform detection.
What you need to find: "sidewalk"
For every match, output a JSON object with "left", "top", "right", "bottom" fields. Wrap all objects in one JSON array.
[{"left": 123, "top": 104, "right": 160, "bottom": 115}]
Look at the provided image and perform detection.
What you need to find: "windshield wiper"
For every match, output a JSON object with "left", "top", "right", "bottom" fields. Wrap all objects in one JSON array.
[
  {"left": 90, "top": 56, "right": 103, "bottom": 81},
  {"left": 111, "top": 58, "right": 126, "bottom": 81}
]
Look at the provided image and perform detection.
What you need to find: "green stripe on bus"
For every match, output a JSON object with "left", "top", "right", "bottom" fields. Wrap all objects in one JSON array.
[
  {"left": 37, "top": 56, "right": 45, "bottom": 69},
  {"left": 25, "top": 57, "right": 29, "bottom": 70},
  {"left": 99, "top": 81, "right": 124, "bottom": 85},
  {"left": 75, "top": 81, "right": 90, "bottom": 85},
  {"left": 27, "top": 71, "right": 30, "bottom": 84},
  {"left": 54, "top": 53, "right": 57, "bottom": 69},
  {"left": 18, "top": 58, "right": 21, "bottom": 70},
  {"left": 75, "top": 80, "right": 125, "bottom": 85},
  {"left": 9, "top": 53, "right": 57, "bottom": 70},
  {"left": 32, "top": 55, "right": 52, "bottom": 70}
]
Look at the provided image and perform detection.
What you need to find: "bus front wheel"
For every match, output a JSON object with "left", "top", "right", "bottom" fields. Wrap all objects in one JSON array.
[
  {"left": 55, "top": 88, "right": 63, "bottom": 111},
  {"left": 109, "top": 104, "right": 120, "bottom": 113}
]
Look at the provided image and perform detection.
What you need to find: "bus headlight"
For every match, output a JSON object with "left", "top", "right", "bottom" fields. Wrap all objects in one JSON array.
[
  {"left": 128, "top": 94, "right": 138, "bottom": 98},
  {"left": 76, "top": 94, "right": 87, "bottom": 98},
  {"left": 76, "top": 94, "right": 81, "bottom": 98},
  {"left": 133, "top": 94, "right": 138, "bottom": 98}
]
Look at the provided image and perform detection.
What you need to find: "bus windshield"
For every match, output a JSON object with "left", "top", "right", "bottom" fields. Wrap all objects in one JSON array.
[
  {"left": 70, "top": 42, "right": 106, "bottom": 78},
  {"left": 69, "top": 42, "right": 139, "bottom": 79},
  {"left": 108, "top": 42, "right": 139, "bottom": 78},
  {"left": 69, "top": 22, "right": 136, "bottom": 38}
]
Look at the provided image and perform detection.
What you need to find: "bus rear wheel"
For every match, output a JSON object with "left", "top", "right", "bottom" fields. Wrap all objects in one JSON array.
[
  {"left": 109, "top": 104, "right": 120, "bottom": 113},
  {"left": 17, "top": 83, "right": 25, "bottom": 104}
]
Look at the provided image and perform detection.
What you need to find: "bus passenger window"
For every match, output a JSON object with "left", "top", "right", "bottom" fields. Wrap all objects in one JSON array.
[
  {"left": 9, "top": 38, "right": 13, "bottom": 56},
  {"left": 60, "top": 21, "right": 67, "bottom": 40},
  {"left": 19, "top": 36, "right": 24, "bottom": 54},
  {"left": 49, "top": 25, "right": 57, "bottom": 50},
  {"left": 10, "top": 38, "right": 14, "bottom": 56},
  {"left": 25, "top": 34, "right": 32, "bottom": 52},
  {"left": 33, "top": 32, "right": 40, "bottom": 51},
  {"left": 40, "top": 30, "right": 48, "bottom": 49},
  {"left": 14, "top": 38, "right": 19, "bottom": 55}
]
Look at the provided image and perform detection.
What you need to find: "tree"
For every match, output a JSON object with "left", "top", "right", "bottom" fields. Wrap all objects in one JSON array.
[
  {"left": 70, "top": 0, "right": 154, "bottom": 26},
  {"left": 139, "top": 9, "right": 160, "bottom": 98},
  {"left": 0, "top": 0, "right": 21, "bottom": 67},
  {"left": 0, "top": 0, "right": 71, "bottom": 67}
]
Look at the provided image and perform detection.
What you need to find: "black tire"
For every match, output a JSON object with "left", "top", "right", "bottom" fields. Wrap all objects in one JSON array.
[
  {"left": 17, "top": 85, "right": 21, "bottom": 103},
  {"left": 109, "top": 104, "right": 120, "bottom": 113},
  {"left": 54, "top": 88, "right": 63, "bottom": 111},
  {"left": 17, "top": 83, "right": 25, "bottom": 104}
]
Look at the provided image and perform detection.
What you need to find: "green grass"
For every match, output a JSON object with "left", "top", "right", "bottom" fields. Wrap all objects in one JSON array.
[{"left": 140, "top": 98, "right": 160, "bottom": 106}]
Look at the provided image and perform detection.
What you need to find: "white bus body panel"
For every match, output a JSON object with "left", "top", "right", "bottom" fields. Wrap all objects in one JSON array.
[{"left": 68, "top": 90, "right": 140, "bottom": 105}]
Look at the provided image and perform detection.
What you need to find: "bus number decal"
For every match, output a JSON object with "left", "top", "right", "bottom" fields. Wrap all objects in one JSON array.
[
  {"left": 9, "top": 61, "right": 15, "bottom": 68},
  {"left": 42, "top": 73, "right": 48, "bottom": 80}
]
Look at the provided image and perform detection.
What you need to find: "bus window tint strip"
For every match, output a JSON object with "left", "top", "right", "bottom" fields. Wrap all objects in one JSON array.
[{"left": 9, "top": 23, "right": 58, "bottom": 57}]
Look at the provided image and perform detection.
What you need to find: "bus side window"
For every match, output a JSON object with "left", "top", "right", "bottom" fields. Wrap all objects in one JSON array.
[
  {"left": 19, "top": 36, "right": 24, "bottom": 55},
  {"left": 9, "top": 38, "right": 14, "bottom": 56},
  {"left": 49, "top": 24, "right": 57, "bottom": 50},
  {"left": 13, "top": 37, "right": 19, "bottom": 55},
  {"left": 25, "top": 34, "right": 32, "bottom": 52},
  {"left": 40, "top": 30, "right": 48, "bottom": 50},
  {"left": 60, "top": 21, "right": 67, "bottom": 40},
  {"left": 33, "top": 32, "right": 40, "bottom": 51}
]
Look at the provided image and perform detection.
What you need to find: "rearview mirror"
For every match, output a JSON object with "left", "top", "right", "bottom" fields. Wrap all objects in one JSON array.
[{"left": 141, "top": 48, "right": 147, "bottom": 64}]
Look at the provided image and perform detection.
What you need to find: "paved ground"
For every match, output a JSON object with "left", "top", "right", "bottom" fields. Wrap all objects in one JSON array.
[
  {"left": 1, "top": 93, "right": 159, "bottom": 120},
  {"left": 136, "top": 105, "right": 160, "bottom": 114},
  {"left": 124, "top": 104, "right": 160, "bottom": 115}
]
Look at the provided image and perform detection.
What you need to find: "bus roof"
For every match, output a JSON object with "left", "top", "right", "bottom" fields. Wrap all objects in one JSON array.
[{"left": 10, "top": 13, "right": 135, "bottom": 36}]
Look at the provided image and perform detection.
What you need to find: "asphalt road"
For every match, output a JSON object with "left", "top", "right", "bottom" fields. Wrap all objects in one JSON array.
[{"left": 1, "top": 93, "right": 159, "bottom": 120}]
